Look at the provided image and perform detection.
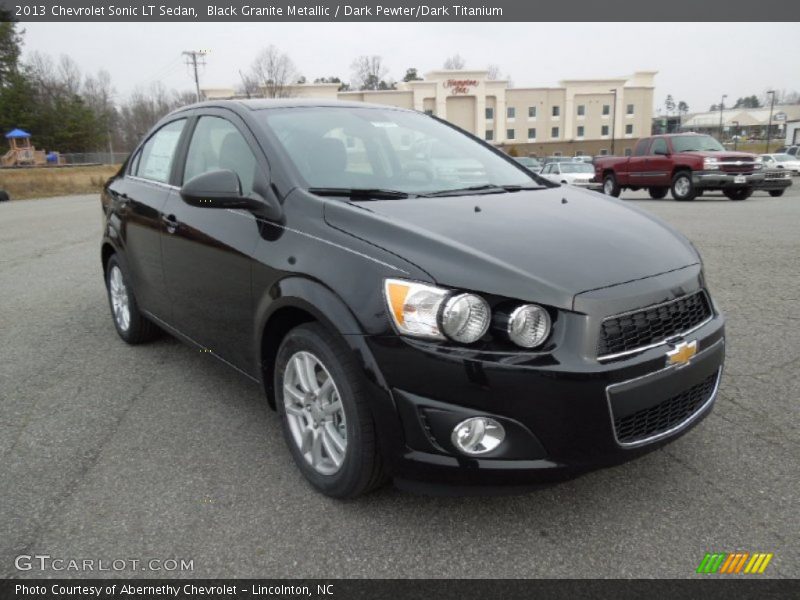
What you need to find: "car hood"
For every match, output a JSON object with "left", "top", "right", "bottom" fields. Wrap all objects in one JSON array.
[
  {"left": 323, "top": 187, "right": 700, "bottom": 311},
  {"left": 679, "top": 150, "right": 756, "bottom": 160}
]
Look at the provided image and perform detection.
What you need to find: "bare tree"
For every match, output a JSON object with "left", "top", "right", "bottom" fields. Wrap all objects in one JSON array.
[
  {"left": 237, "top": 70, "right": 260, "bottom": 98},
  {"left": 250, "top": 45, "right": 297, "bottom": 98},
  {"left": 486, "top": 64, "right": 501, "bottom": 80},
  {"left": 58, "top": 55, "right": 82, "bottom": 95},
  {"left": 443, "top": 54, "right": 465, "bottom": 70},
  {"left": 350, "top": 55, "right": 389, "bottom": 91}
]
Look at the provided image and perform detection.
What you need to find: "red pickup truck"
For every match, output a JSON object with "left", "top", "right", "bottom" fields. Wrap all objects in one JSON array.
[{"left": 594, "top": 133, "right": 765, "bottom": 201}]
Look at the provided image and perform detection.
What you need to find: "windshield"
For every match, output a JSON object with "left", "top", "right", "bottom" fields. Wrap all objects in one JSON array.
[
  {"left": 670, "top": 135, "right": 725, "bottom": 153},
  {"left": 560, "top": 163, "right": 594, "bottom": 173},
  {"left": 258, "top": 106, "right": 542, "bottom": 195}
]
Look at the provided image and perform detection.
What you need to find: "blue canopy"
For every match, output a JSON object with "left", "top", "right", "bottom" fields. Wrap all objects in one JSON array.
[{"left": 5, "top": 128, "right": 31, "bottom": 139}]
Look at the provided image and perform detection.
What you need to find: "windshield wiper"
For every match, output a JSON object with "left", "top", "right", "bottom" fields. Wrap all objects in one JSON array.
[
  {"left": 420, "top": 183, "right": 546, "bottom": 197},
  {"left": 308, "top": 187, "right": 411, "bottom": 200}
]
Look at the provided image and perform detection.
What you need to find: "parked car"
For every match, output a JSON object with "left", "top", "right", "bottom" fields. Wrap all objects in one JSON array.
[
  {"left": 407, "top": 138, "right": 487, "bottom": 184},
  {"left": 540, "top": 156, "right": 579, "bottom": 167},
  {"left": 760, "top": 153, "right": 800, "bottom": 175},
  {"left": 573, "top": 156, "right": 595, "bottom": 164},
  {"left": 539, "top": 161, "right": 602, "bottom": 191},
  {"left": 755, "top": 168, "right": 793, "bottom": 197},
  {"left": 514, "top": 156, "right": 542, "bottom": 171},
  {"left": 101, "top": 99, "right": 725, "bottom": 497},
  {"left": 594, "top": 133, "right": 765, "bottom": 201},
  {"left": 774, "top": 145, "right": 798, "bottom": 156}
]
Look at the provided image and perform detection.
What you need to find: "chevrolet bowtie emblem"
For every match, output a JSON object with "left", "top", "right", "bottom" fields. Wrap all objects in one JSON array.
[{"left": 667, "top": 340, "right": 697, "bottom": 367}]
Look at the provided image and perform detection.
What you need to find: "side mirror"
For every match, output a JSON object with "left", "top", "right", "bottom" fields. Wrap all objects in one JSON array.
[{"left": 180, "top": 169, "right": 260, "bottom": 210}]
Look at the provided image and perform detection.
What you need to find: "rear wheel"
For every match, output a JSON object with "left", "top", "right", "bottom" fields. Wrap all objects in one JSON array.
[
  {"left": 671, "top": 171, "right": 697, "bottom": 201},
  {"left": 768, "top": 190, "right": 785, "bottom": 197},
  {"left": 603, "top": 173, "right": 621, "bottom": 197},
  {"left": 648, "top": 187, "right": 668, "bottom": 199},
  {"left": 105, "top": 255, "right": 160, "bottom": 344},
  {"left": 275, "top": 323, "right": 386, "bottom": 498},
  {"left": 724, "top": 187, "right": 752, "bottom": 201}
]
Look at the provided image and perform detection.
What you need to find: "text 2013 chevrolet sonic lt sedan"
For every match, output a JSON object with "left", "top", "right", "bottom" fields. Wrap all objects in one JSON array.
[{"left": 101, "top": 100, "right": 725, "bottom": 498}]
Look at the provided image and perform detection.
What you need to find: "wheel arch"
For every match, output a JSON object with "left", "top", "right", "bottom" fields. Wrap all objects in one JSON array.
[{"left": 255, "top": 277, "right": 389, "bottom": 409}]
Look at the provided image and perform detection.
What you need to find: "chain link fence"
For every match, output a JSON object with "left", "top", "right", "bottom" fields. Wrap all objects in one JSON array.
[{"left": 58, "top": 152, "right": 130, "bottom": 166}]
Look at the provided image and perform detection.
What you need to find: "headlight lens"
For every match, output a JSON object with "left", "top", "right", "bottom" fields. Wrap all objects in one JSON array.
[
  {"left": 384, "top": 279, "right": 448, "bottom": 339},
  {"left": 440, "top": 293, "right": 491, "bottom": 343},
  {"left": 703, "top": 157, "right": 720, "bottom": 170},
  {"left": 507, "top": 304, "right": 551, "bottom": 348}
]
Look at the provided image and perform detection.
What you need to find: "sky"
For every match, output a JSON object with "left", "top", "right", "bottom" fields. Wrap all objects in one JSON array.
[{"left": 19, "top": 22, "right": 800, "bottom": 113}]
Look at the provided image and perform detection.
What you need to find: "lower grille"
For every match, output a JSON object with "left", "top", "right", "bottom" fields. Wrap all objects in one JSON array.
[{"left": 613, "top": 370, "right": 719, "bottom": 445}]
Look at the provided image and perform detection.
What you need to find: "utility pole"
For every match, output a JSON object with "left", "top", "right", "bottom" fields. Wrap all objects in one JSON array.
[
  {"left": 718, "top": 94, "right": 727, "bottom": 143},
  {"left": 183, "top": 50, "right": 208, "bottom": 102},
  {"left": 766, "top": 90, "right": 776, "bottom": 153}
]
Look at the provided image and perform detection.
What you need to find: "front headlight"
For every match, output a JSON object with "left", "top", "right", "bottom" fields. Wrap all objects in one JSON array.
[
  {"left": 754, "top": 156, "right": 763, "bottom": 169},
  {"left": 384, "top": 279, "right": 492, "bottom": 344},
  {"left": 703, "top": 157, "right": 720, "bottom": 170}
]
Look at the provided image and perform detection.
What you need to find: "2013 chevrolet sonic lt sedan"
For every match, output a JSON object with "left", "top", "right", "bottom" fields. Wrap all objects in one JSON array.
[{"left": 101, "top": 99, "right": 725, "bottom": 498}]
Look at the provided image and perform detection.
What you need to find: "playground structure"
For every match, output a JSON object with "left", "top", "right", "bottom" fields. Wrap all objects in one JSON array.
[{"left": 1, "top": 129, "right": 62, "bottom": 167}]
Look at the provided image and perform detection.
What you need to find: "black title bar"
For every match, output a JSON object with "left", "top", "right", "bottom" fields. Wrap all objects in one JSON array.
[{"left": 2, "top": 0, "right": 799, "bottom": 21}]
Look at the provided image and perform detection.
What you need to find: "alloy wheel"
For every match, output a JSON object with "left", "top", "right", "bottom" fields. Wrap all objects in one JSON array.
[
  {"left": 283, "top": 351, "right": 347, "bottom": 475},
  {"left": 674, "top": 176, "right": 691, "bottom": 198},
  {"left": 109, "top": 265, "right": 131, "bottom": 332}
]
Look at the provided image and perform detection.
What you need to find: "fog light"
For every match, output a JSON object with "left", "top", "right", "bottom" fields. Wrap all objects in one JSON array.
[{"left": 451, "top": 417, "right": 505, "bottom": 455}]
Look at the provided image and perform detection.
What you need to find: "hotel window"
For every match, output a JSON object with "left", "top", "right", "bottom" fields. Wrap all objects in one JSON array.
[
  {"left": 528, "top": 106, "right": 537, "bottom": 118},
  {"left": 624, "top": 148, "right": 633, "bottom": 156},
  {"left": 485, "top": 130, "right": 494, "bottom": 141},
  {"left": 577, "top": 126, "right": 585, "bottom": 138},
  {"left": 507, "top": 107, "right": 515, "bottom": 119},
  {"left": 601, "top": 125, "right": 609, "bottom": 136},
  {"left": 575, "top": 150, "right": 584, "bottom": 156},
  {"left": 602, "top": 104, "right": 610, "bottom": 116},
  {"left": 527, "top": 128, "right": 536, "bottom": 140},
  {"left": 507, "top": 129, "right": 515, "bottom": 140},
  {"left": 625, "top": 124, "right": 633, "bottom": 135},
  {"left": 626, "top": 104, "right": 635, "bottom": 115},
  {"left": 577, "top": 104, "right": 585, "bottom": 117},
  {"left": 553, "top": 151, "right": 562, "bottom": 157},
  {"left": 485, "top": 107, "right": 494, "bottom": 120},
  {"left": 424, "top": 109, "right": 433, "bottom": 116},
  {"left": 551, "top": 126, "right": 559, "bottom": 138},
  {"left": 599, "top": 149, "right": 609, "bottom": 156},
  {"left": 552, "top": 106, "right": 560, "bottom": 117}
]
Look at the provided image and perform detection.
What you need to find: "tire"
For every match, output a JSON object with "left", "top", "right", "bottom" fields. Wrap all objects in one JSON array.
[
  {"left": 671, "top": 171, "right": 697, "bottom": 201},
  {"left": 648, "top": 187, "right": 669, "bottom": 199},
  {"left": 105, "top": 255, "right": 160, "bottom": 344},
  {"left": 768, "top": 190, "right": 785, "bottom": 197},
  {"left": 275, "top": 323, "right": 386, "bottom": 498},
  {"left": 0, "top": 190, "right": 9, "bottom": 202},
  {"left": 602, "top": 173, "right": 621, "bottom": 197},
  {"left": 724, "top": 187, "right": 752, "bottom": 201}
]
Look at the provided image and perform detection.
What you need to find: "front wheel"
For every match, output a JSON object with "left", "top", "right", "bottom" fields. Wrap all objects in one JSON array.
[
  {"left": 671, "top": 172, "right": 697, "bottom": 201},
  {"left": 724, "top": 187, "right": 752, "bottom": 201},
  {"left": 769, "top": 190, "right": 785, "bottom": 198},
  {"left": 275, "top": 323, "right": 386, "bottom": 498},
  {"left": 649, "top": 187, "right": 669, "bottom": 199},
  {"left": 603, "top": 173, "right": 621, "bottom": 197}
]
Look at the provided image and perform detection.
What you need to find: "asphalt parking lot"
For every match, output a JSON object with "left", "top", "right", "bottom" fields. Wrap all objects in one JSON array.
[{"left": 1, "top": 185, "right": 798, "bottom": 579}]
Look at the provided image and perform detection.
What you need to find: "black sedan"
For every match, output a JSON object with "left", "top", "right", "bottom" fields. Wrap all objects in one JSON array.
[{"left": 101, "top": 100, "right": 725, "bottom": 497}]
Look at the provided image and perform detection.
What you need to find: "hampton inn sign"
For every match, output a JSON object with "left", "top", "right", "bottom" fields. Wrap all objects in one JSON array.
[{"left": 203, "top": 69, "right": 656, "bottom": 156}]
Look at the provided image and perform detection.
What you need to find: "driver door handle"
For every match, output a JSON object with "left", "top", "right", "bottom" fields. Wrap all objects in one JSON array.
[{"left": 162, "top": 214, "right": 179, "bottom": 233}]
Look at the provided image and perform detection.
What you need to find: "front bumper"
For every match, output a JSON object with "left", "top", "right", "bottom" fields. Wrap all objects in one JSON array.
[
  {"left": 693, "top": 170, "right": 764, "bottom": 189},
  {"left": 755, "top": 172, "right": 793, "bottom": 191},
  {"left": 366, "top": 310, "right": 725, "bottom": 489},
  {"left": 571, "top": 181, "right": 604, "bottom": 192}
]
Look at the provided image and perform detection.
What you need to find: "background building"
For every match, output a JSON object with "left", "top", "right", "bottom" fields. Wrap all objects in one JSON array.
[
  {"left": 679, "top": 105, "right": 800, "bottom": 142},
  {"left": 203, "top": 70, "right": 657, "bottom": 157}
]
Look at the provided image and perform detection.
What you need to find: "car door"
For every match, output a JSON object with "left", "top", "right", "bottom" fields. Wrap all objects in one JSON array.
[
  {"left": 161, "top": 110, "right": 267, "bottom": 373},
  {"left": 645, "top": 137, "right": 672, "bottom": 186},
  {"left": 107, "top": 118, "right": 188, "bottom": 321}
]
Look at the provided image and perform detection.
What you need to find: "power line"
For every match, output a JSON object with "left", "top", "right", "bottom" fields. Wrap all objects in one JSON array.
[{"left": 182, "top": 50, "right": 208, "bottom": 102}]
